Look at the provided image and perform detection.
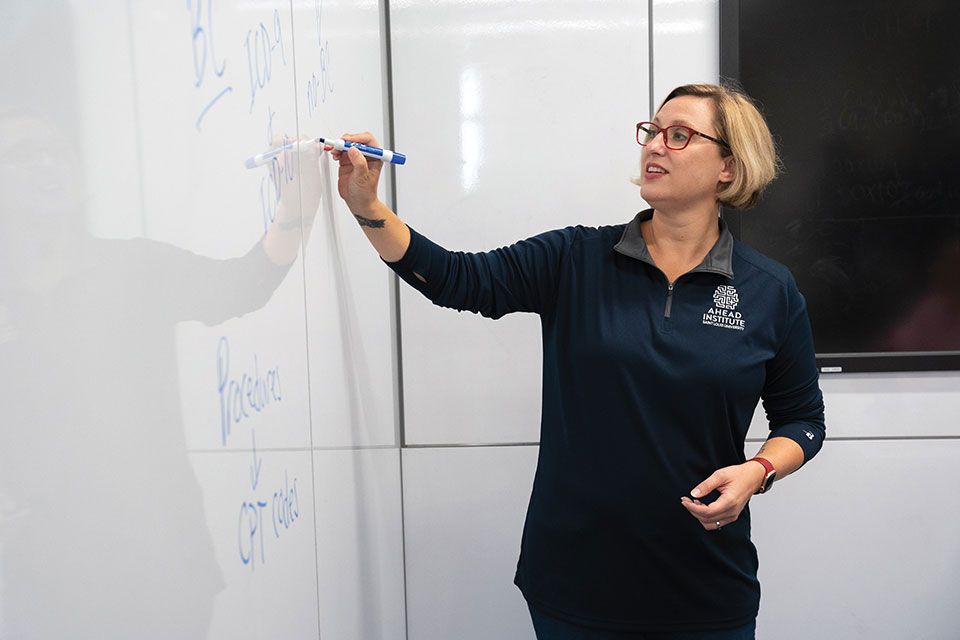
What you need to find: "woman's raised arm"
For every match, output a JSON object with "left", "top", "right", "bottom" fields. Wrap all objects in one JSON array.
[{"left": 328, "top": 131, "right": 411, "bottom": 263}]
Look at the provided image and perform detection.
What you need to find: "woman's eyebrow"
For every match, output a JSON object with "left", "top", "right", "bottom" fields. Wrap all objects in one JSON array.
[{"left": 654, "top": 118, "right": 698, "bottom": 128}]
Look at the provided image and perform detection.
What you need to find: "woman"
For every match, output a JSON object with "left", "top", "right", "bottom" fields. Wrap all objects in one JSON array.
[{"left": 330, "top": 83, "right": 825, "bottom": 639}]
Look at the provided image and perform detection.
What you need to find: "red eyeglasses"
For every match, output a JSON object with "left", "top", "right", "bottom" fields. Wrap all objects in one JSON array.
[{"left": 636, "top": 122, "right": 730, "bottom": 151}]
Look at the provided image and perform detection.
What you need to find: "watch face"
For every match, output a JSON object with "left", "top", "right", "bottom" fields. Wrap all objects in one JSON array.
[{"left": 762, "top": 471, "right": 777, "bottom": 493}]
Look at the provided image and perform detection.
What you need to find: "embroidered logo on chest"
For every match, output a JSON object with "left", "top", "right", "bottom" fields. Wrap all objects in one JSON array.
[{"left": 702, "top": 285, "right": 746, "bottom": 331}]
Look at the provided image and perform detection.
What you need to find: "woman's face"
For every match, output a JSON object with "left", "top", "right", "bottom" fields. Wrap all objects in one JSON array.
[{"left": 639, "top": 95, "right": 734, "bottom": 213}]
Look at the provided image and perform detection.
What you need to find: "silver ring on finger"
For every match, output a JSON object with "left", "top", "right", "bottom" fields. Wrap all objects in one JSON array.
[{"left": 716, "top": 521, "right": 722, "bottom": 530}]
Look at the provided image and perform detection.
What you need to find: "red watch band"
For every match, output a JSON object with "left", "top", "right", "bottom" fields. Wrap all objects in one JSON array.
[
  {"left": 747, "top": 456, "right": 774, "bottom": 475},
  {"left": 747, "top": 456, "right": 777, "bottom": 494}
]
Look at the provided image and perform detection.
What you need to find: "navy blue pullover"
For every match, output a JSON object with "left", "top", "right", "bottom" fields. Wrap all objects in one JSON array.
[{"left": 386, "top": 209, "right": 826, "bottom": 632}]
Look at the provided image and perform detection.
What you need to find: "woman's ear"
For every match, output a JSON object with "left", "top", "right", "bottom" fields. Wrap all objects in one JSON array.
[{"left": 718, "top": 154, "right": 737, "bottom": 185}]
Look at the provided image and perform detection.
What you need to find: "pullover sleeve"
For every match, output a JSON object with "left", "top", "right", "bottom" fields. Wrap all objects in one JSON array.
[
  {"left": 384, "top": 225, "right": 572, "bottom": 319},
  {"left": 760, "top": 276, "right": 827, "bottom": 464}
]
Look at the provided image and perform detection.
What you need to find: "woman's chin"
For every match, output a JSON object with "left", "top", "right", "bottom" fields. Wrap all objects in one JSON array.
[{"left": 639, "top": 185, "right": 666, "bottom": 209}]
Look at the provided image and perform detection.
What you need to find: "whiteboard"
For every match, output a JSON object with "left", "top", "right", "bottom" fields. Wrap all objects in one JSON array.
[
  {"left": 0, "top": 1, "right": 403, "bottom": 638},
  {"left": 390, "top": 0, "right": 652, "bottom": 446}
]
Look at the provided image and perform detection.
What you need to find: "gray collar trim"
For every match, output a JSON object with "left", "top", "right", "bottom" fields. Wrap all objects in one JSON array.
[{"left": 613, "top": 209, "right": 735, "bottom": 279}]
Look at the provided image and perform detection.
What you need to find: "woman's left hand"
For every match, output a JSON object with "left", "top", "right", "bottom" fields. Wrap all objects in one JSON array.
[{"left": 680, "top": 462, "right": 766, "bottom": 531}]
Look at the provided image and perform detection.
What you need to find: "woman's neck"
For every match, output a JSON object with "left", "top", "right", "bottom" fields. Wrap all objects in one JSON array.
[{"left": 641, "top": 206, "right": 721, "bottom": 282}]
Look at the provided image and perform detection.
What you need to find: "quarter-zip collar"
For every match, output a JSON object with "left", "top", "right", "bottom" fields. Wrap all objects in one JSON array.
[{"left": 613, "top": 208, "right": 735, "bottom": 280}]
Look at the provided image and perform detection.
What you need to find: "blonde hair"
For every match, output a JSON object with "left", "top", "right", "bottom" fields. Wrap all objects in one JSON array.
[{"left": 633, "top": 83, "right": 780, "bottom": 210}]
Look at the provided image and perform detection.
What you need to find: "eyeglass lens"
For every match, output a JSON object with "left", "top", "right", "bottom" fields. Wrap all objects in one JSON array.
[{"left": 637, "top": 124, "right": 693, "bottom": 150}]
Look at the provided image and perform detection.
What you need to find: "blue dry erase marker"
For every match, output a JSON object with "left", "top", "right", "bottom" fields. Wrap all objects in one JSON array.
[
  {"left": 317, "top": 137, "right": 406, "bottom": 165},
  {"left": 245, "top": 137, "right": 406, "bottom": 169}
]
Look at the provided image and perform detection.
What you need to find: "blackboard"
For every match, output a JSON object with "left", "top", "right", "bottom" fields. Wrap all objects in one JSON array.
[{"left": 721, "top": 0, "right": 960, "bottom": 373}]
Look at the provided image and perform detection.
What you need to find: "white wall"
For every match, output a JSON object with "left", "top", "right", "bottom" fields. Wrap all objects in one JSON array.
[{"left": 391, "top": 1, "right": 960, "bottom": 639}]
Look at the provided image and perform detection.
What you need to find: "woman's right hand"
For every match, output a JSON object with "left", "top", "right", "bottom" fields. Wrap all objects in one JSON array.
[{"left": 328, "top": 132, "right": 384, "bottom": 214}]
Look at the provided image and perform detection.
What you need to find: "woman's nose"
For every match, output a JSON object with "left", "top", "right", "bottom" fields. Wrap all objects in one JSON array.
[{"left": 645, "top": 130, "right": 668, "bottom": 153}]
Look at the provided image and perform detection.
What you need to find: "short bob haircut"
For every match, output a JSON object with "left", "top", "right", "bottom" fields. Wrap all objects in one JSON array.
[{"left": 633, "top": 83, "right": 779, "bottom": 210}]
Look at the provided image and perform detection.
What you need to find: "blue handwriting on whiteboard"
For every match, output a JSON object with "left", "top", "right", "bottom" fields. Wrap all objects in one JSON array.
[
  {"left": 259, "top": 148, "right": 282, "bottom": 234},
  {"left": 250, "top": 428, "right": 263, "bottom": 490},
  {"left": 305, "top": 59, "right": 333, "bottom": 118},
  {"left": 189, "top": 0, "right": 233, "bottom": 131},
  {"left": 244, "top": 9, "right": 287, "bottom": 113},
  {"left": 271, "top": 470, "right": 300, "bottom": 538},
  {"left": 217, "top": 336, "right": 282, "bottom": 446},
  {"left": 315, "top": 0, "right": 324, "bottom": 48},
  {"left": 306, "top": 0, "right": 334, "bottom": 117},
  {"left": 238, "top": 468, "right": 300, "bottom": 571},
  {"left": 238, "top": 498, "right": 268, "bottom": 570},
  {"left": 257, "top": 108, "right": 297, "bottom": 235}
]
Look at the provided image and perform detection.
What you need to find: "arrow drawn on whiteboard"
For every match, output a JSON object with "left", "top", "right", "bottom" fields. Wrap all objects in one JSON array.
[{"left": 250, "top": 428, "right": 262, "bottom": 491}]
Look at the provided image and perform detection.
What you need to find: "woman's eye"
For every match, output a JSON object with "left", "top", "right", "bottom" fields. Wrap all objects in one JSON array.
[{"left": 670, "top": 129, "right": 690, "bottom": 142}]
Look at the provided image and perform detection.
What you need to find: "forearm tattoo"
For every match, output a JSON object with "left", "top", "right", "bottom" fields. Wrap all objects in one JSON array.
[{"left": 354, "top": 214, "right": 386, "bottom": 229}]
